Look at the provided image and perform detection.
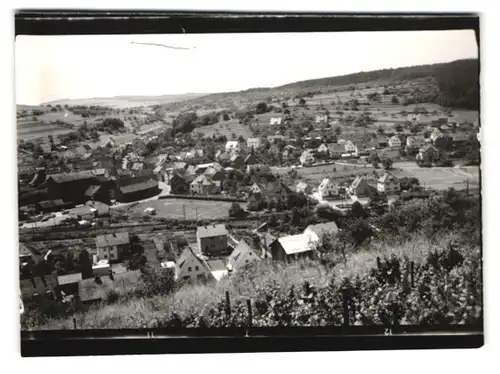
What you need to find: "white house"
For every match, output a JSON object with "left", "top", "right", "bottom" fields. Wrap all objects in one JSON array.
[
  {"left": 94, "top": 232, "right": 130, "bottom": 262},
  {"left": 270, "top": 117, "right": 283, "bottom": 125},
  {"left": 317, "top": 143, "right": 329, "bottom": 154},
  {"left": 227, "top": 240, "right": 260, "bottom": 273},
  {"left": 407, "top": 113, "right": 421, "bottom": 124},
  {"left": 299, "top": 150, "right": 315, "bottom": 166},
  {"left": 225, "top": 141, "right": 240, "bottom": 153},
  {"left": 250, "top": 182, "right": 263, "bottom": 195},
  {"left": 388, "top": 136, "right": 401, "bottom": 148},
  {"left": 377, "top": 173, "right": 401, "bottom": 194},
  {"left": 344, "top": 140, "right": 358, "bottom": 154},
  {"left": 247, "top": 138, "right": 261, "bottom": 149},
  {"left": 315, "top": 114, "right": 328, "bottom": 124},
  {"left": 317, "top": 178, "right": 339, "bottom": 198}
]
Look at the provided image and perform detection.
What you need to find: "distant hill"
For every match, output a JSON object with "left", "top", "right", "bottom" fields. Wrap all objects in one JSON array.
[
  {"left": 41, "top": 93, "right": 207, "bottom": 108},
  {"left": 158, "top": 59, "right": 479, "bottom": 112}
]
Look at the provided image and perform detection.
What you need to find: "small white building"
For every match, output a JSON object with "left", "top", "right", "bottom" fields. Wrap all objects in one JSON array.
[
  {"left": 270, "top": 117, "right": 283, "bottom": 125},
  {"left": 247, "top": 138, "right": 261, "bottom": 149},
  {"left": 388, "top": 136, "right": 401, "bottom": 148},
  {"left": 225, "top": 141, "right": 240, "bottom": 153},
  {"left": 315, "top": 114, "right": 329, "bottom": 124},
  {"left": 304, "top": 221, "right": 339, "bottom": 246}
]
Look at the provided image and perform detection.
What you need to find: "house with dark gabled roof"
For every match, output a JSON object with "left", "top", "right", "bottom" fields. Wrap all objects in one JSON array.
[
  {"left": 175, "top": 246, "right": 214, "bottom": 283},
  {"left": 230, "top": 154, "right": 245, "bottom": 169},
  {"left": 348, "top": 176, "right": 373, "bottom": 197},
  {"left": 190, "top": 174, "right": 220, "bottom": 195},
  {"left": 169, "top": 172, "right": 190, "bottom": 194},
  {"left": 227, "top": 240, "right": 260, "bottom": 273}
]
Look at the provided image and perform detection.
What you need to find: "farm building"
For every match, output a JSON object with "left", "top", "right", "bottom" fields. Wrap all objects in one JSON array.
[
  {"left": 304, "top": 221, "right": 339, "bottom": 246},
  {"left": 348, "top": 176, "right": 373, "bottom": 197},
  {"left": 95, "top": 232, "right": 130, "bottom": 262},
  {"left": 328, "top": 143, "right": 345, "bottom": 159},
  {"left": 269, "top": 234, "right": 315, "bottom": 263},
  {"left": 35, "top": 199, "right": 73, "bottom": 213},
  {"left": 317, "top": 143, "right": 329, "bottom": 154},
  {"left": 46, "top": 170, "right": 107, "bottom": 204},
  {"left": 227, "top": 240, "right": 260, "bottom": 273},
  {"left": 115, "top": 178, "right": 159, "bottom": 202},
  {"left": 196, "top": 224, "right": 229, "bottom": 256},
  {"left": 230, "top": 154, "right": 245, "bottom": 169},
  {"left": 169, "top": 173, "right": 190, "bottom": 194},
  {"left": 377, "top": 173, "right": 401, "bottom": 194},
  {"left": 417, "top": 144, "right": 440, "bottom": 163},
  {"left": 190, "top": 175, "right": 220, "bottom": 195}
]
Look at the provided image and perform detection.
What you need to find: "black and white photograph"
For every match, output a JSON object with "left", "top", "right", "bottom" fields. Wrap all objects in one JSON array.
[{"left": 14, "top": 11, "right": 483, "bottom": 356}]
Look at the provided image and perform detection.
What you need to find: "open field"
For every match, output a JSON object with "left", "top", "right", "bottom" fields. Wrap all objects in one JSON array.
[
  {"left": 118, "top": 198, "right": 241, "bottom": 221},
  {"left": 193, "top": 118, "right": 253, "bottom": 139},
  {"left": 393, "top": 162, "right": 480, "bottom": 190}
]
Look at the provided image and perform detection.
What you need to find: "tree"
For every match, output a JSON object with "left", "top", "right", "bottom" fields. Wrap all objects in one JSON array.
[
  {"left": 335, "top": 126, "right": 342, "bottom": 135},
  {"left": 229, "top": 202, "right": 247, "bottom": 218},
  {"left": 299, "top": 98, "right": 306, "bottom": 106},
  {"left": 368, "top": 191, "right": 388, "bottom": 216},
  {"left": 351, "top": 201, "right": 366, "bottom": 219},
  {"left": 382, "top": 158, "right": 393, "bottom": 170},
  {"left": 291, "top": 207, "right": 302, "bottom": 226},
  {"left": 255, "top": 102, "right": 268, "bottom": 114},
  {"left": 77, "top": 249, "right": 93, "bottom": 279},
  {"left": 268, "top": 213, "right": 279, "bottom": 227},
  {"left": 395, "top": 124, "right": 403, "bottom": 133},
  {"left": 391, "top": 95, "right": 399, "bottom": 104},
  {"left": 222, "top": 113, "right": 230, "bottom": 121}
]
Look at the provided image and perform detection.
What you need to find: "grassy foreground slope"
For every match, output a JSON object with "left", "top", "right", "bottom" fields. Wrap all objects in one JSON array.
[{"left": 22, "top": 189, "right": 482, "bottom": 330}]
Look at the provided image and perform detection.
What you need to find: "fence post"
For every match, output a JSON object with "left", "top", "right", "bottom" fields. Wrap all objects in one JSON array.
[
  {"left": 342, "top": 290, "right": 349, "bottom": 327},
  {"left": 410, "top": 261, "right": 415, "bottom": 288},
  {"left": 247, "top": 299, "right": 253, "bottom": 328},
  {"left": 73, "top": 317, "right": 77, "bottom": 329},
  {"left": 225, "top": 291, "right": 231, "bottom": 317},
  {"left": 376, "top": 256, "right": 381, "bottom": 270}
]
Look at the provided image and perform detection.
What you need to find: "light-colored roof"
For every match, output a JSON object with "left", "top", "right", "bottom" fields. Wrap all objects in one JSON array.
[
  {"left": 228, "top": 240, "right": 259, "bottom": 264},
  {"left": 57, "top": 273, "right": 83, "bottom": 285},
  {"left": 226, "top": 141, "right": 239, "bottom": 147},
  {"left": 196, "top": 224, "right": 228, "bottom": 238},
  {"left": 277, "top": 234, "right": 313, "bottom": 255},
  {"left": 95, "top": 232, "right": 130, "bottom": 248},
  {"left": 306, "top": 221, "right": 339, "bottom": 237}
]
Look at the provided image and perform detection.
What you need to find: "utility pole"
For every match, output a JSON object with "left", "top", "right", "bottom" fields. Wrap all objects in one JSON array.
[
  {"left": 183, "top": 204, "right": 186, "bottom": 220},
  {"left": 466, "top": 178, "right": 469, "bottom": 196}
]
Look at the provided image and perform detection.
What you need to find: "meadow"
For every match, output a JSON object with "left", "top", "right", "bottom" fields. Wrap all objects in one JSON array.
[
  {"left": 120, "top": 198, "right": 241, "bottom": 221},
  {"left": 193, "top": 118, "right": 253, "bottom": 139}
]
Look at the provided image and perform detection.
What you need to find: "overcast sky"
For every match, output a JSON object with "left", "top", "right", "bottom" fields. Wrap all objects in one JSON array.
[{"left": 15, "top": 29, "right": 478, "bottom": 105}]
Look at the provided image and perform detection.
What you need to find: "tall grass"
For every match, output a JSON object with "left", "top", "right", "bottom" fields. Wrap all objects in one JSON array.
[{"left": 25, "top": 231, "right": 472, "bottom": 330}]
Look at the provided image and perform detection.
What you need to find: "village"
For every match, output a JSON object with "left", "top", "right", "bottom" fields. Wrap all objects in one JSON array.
[{"left": 17, "top": 74, "right": 481, "bottom": 322}]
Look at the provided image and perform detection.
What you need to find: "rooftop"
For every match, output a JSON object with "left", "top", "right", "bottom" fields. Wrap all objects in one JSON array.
[
  {"left": 197, "top": 224, "right": 228, "bottom": 238},
  {"left": 57, "top": 273, "right": 83, "bottom": 285},
  {"left": 306, "top": 221, "right": 339, "bottom": 237},
  {"left": 277, "top": 234, "right": 313, "bottom": 255},
  {"left": 119, "top": 179, "right": 158, "bottom": 194},
  {"left": 95, "top": 232, "right": 130, "bottom": 248}
]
